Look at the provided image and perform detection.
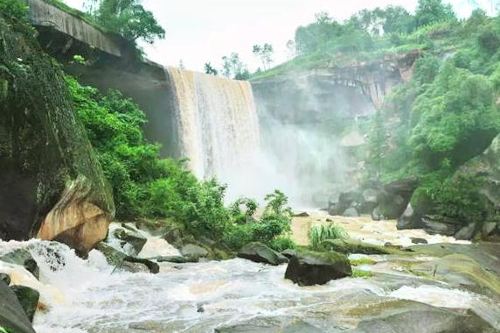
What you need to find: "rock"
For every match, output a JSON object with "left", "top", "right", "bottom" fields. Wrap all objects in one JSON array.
[
  {"left": 0, "top": 281, "right": 36, "bottom": 333},
  {"left": 293, "top": 212, "right": 310, "bottom": 217},
  {"left": 155, "top": 256, "right": 197, "bottom": 264},
  {"left": 0, "top": 273, "right": 10, "bottom": 285},
  {"left": 377, "top": 178, "right": 418, "bottom": 219},
  {"left": 281, "top": 249, "right": 297, "bottom": 259},
  {"left": 113, "top": 228, "right": 147, "bottom": 255},
  {"left": 410, "top": 237, "right": 428, "bottom": 244},
  {"left": 482, "top": 222, "right": 498, "bottom": 238},
  {"left": 321, "top": 239, "right": 393, "bottom": 255},
  {"left": 180, "top": 244, "right": 209, "bottom": 261},
  {"left": 455, "top": 223, "right": 477, "bottom": 240},
  {"left": 215, "top": 317, "right": 324, "bottom": 333},
  {"left": 95, "top": 243, "right": 159, "bottom": 274},
  {"left": 0, "top": 15, "right": 114, "bottom": 255},
  {"left": 359, "top": 189, "right": 379, "bottom": 214},
  {"left": 371, "top": 207, "right": 384, "bottom": 221},
  {"left": 10, "top": 286, "right": 40, "bottom": 322},
  {"left": 350, "top": 302, "right": 496, "bottom": 333},
  {"left": 422, "top": 215, "right": 460, "bottom": 236},
  {"left": 0, "top": 249, "right": 39, "bottom": 279},
  {"left": 343, "top": 207, "right": 360, "bottom": 217},
  {"left": 397, "top": 203, "right": 424, "bottom": 230},
  {"left": 284, "top": 250, "right": 352, "bottom": 286},
  {"left": 238, "top": 242, "right": 288, "bottom": 266}
]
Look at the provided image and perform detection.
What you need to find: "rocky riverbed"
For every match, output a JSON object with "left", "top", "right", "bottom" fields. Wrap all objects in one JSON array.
[{"left": 0, "top": 215, "right": 499, "bottom": 333}]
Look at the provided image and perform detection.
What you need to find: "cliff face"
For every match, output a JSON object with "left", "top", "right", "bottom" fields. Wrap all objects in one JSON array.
[{"left": 0, "top": 15, "right": 114, "bottom": 254}]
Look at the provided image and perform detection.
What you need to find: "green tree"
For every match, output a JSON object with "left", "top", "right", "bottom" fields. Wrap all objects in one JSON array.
[
  {"left": 204, "top": 62, "right": 218, "bottom": 76},
  {"left": 415, "top": 0, "right": 456, "bottom": 28},
  {"left": 221, "top": 53, "right": 249, "bottom": 80},
  {"left": 86, "top": 0, "right": 165, "bottom": 44},
  {"left": 252, "top": 43, "right": 274, "bottom": 70}
]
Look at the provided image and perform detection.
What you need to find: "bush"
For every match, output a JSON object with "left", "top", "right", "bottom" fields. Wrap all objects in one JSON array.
[
  {"left": 0, "top": 0, "right": 28, "bottom": 21},
  {"left": 308, "top": 224, "right": 348, "bottom": 250},
  {"left": 269, "top": 236, "right": 296, "bottom": 252}
]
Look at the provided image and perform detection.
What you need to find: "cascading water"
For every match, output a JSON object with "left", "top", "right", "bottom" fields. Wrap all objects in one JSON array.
[{"left": 167, "top": 68, "right": 260, "bottom": 180}]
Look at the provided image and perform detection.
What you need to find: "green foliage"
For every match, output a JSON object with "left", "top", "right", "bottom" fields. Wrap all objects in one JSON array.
[
  {"left": 269, "top": 236, "right": 296, "bottom": 252},
  {"left": 69, "top": 77, "right": 293, "bottom": 249},
  {"left": 204, "top": 62, "right": 218, "bottom": 76},
  {"left": 222, "top": 52, "right": 250, "bottom": 80},
  {"left": 415, "top": 0, "right": 456, "bottom": 28},
  {"left": 0, "top": 326, "right": 12, "bottom": 333},
  {"left": 352, "top": 269, "right": 374, "bottom": 278},
  {"left": 308, "top": 224, "right": 348, "bottom": 250},
  {"left": 350, "top": 257, "right": 376, "bottom": 266},
  {"left": 0, "top": 0, "right": 28, "bottom": 21},
  {"left": 86, "top": 0, "right": 165, "bottom": 44}
]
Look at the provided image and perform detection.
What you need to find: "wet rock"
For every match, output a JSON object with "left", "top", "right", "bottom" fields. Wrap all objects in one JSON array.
[
  {"left": 482, "top": 222, "right": 498, "bottom": 238},
  {"left": 321, "top": 239, "right": 393, "bottom": 255},
  {"left": 0, "top": 281, "right": 36, "bottom": 333},
  {"left": 238, "top": 242, "right": 288, "bottom": 266},
  {"left": 95, "top": 242, "right": 159, "bottom": 274},
  {"left": 180, "top": 244, "right": 209, "bottom": 261},
  {"left": 281, "top": 249, "right": 297, "bottom": 259},
  {"left": 350, "top": 303, "right": 496, "bottom": 333},
  {"left": 293, "top": 212, "right": 310, "bottom": 217},
  {"left": 397, "top": 204, "right": 423, "bottom": 230},
  {"left": 371, "top": 206, "right": 384, "bottom": 221},
  {"left": 455, "top": 223, "right": 477, "bottom": 240},
  {"left": 0, "top": 249, "right": 39, "bottom": 279},
  {"left": 359, "top": 189, "right": 379, "bottom": 214},
  {"left": 154, "top": 256, "right": 197, "bottom": 264},
  {"left": 376, "top": 178, "right": 418, "bottom": 219},
  {"left": 410, "top": 237, "right": 428, "bottom": 245},
  {"left": 215, "top": 317, "right": 324, "bottom": 333},
  {"left": 10, "top": 286, "right": 40, "bottom": 322},
  {"left": 0, "top": 273, "right": 10, "bottom": 286},
  {"left": 422, "top": 215, "right": 460, "bottom": 236},
  {"left": 284, "top": 250, "right": 351, "bottom": 286},
  {"left": 343, "top": 207, "right": 360, "bottom": 217},
  {"left": 162, "top": 226, "right": 184, "bottom": 248},
  {"left": 113, "top": 227, "right": 147, "bottom": 255}
]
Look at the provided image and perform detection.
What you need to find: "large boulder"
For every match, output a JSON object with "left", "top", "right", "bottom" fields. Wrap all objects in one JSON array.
[
  {"left": 397, "top": 203, "right": 424, "bottom": 230},
  {"left": 321, "top": 239, "right": 393, "bottom": 255},
  {"left": 0, "top": 281, "right": 36, "bottom": 333},
  {"left": 0, "top": 15, "right": 114, "bottom": 255},
  {"left": 375, "top": 178, "right": 418, "bottom": 220},
  {"left": 180, "top": 244, "right": 209, "bottom": 261},
  {"left": 284, "top": 250, "right": 352, "bottom": 286},
  {"left": 422, "top": 215, "right": 460, "bottom": 236},
  {"left": 95, "top": 243, "right": 159, "bottom": 274},
  {"left": 10, "top": 285, "right": 40, "bottom": 322},
  {"left": 113, "top": 227, "right": 147, "bottom": 256},
  {"left": 238, "top": 242, "right": 288, "bottom": 266}
]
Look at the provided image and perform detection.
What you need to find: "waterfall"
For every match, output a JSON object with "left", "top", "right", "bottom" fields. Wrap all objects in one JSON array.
[{"left": 166, "top": 68, "right": 260, "bottom": 182}]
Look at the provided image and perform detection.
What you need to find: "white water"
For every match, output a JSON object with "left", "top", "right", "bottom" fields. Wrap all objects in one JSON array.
[{"left": 1, "top": 239, "right": 499, "bottom": 333}]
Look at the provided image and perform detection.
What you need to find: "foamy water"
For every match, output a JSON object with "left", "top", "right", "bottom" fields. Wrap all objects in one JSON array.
[{"left": 1, "top": 238, "right": 498, "bottom": 333}]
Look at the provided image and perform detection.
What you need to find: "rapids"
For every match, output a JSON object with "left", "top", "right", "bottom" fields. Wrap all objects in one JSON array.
[{"left": 1, "top": 224, "right": 499, "bottom": 333}]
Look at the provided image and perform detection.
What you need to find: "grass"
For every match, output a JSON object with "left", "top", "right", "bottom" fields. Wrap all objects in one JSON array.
[
  {"left": 350, "top": 257, "right": 377, "bottom": 266},
  {"left": 352, "top": 269, "right": 374, "bottom": 279},
  {"left": 308, "top": 224, "right": 348, "bottom": 250}
]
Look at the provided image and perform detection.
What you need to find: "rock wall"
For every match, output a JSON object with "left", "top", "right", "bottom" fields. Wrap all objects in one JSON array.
[{"left": 0, "top": 14, "right": 114, "bottom": 254}]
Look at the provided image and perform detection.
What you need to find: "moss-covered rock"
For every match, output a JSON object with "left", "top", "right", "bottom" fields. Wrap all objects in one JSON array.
[
  {"left": 0, "top": 281, "right": 35, "bottom": 333},
  {"left": 0, "top": 14, "right": 114, "bottom": 254},
  {"left": 284, "top": 249, "right": 352, "bottom": 286},
  {"left": 10, "top": 285, "right": 39, "bottom": 322},
  {"left": 321, "top": 238, "right": 397, "bottom": 255}
]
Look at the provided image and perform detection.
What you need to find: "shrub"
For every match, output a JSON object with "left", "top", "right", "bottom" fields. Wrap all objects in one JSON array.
[
  {"left": 0, "top": 0, "right": 28, "bottom": 21},
  {"left": 269, "top": 236, "right": 296, "bottom": 252},
  {"left": 308, "top": 224, "right": 348, "bottom": 250}
]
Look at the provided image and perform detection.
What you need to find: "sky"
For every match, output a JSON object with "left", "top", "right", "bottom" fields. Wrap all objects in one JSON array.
[{"left": 64, "top": 0, "right": 497, "bottom": 72}]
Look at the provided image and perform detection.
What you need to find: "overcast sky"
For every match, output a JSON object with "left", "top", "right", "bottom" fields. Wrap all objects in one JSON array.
[{"left": 64, "top": 0, "right": 496, "bottom": 72}]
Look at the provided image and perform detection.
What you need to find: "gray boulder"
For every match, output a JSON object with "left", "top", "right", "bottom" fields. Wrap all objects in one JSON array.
[
  {"left": 482, "top": 222, "right": 498, "bottom": 238},
  {"left": 377, "top": 178, "right": 418, "bottom": 219},
  {"left": 455, "top": 223, "right": 477, "bottom": 240},
  {"left": 10, "top": 285, "right": 39, "bottom": 322},
  {"left": 238, "top": 242, "right": 288, "bottom": 266},
  {"left": 422, "top": 215, "right": 460, "bottom": 236},
  {"left": 180, "top": 244, "right": 209, "bottom": 261},
  {"left": 95, "top": 243, "right": 159, "bottom": 274},
  {"left": 284, "top": 250, "right": 352, "bottom": 286},
  {"left": 0, "top": 281, "right": 36, "bottom": 333},
  {"left": 397, "top": 204, "right": 424, "bottom": 230},
  {"left": 371, "top": 206, "right": 384, "bottom": 221},
  {"left": 0, "top": 273, "right": 10, "bottom": 285},
  {"left": 113, "top": 227, "right": 147, "bottom": 255}
]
